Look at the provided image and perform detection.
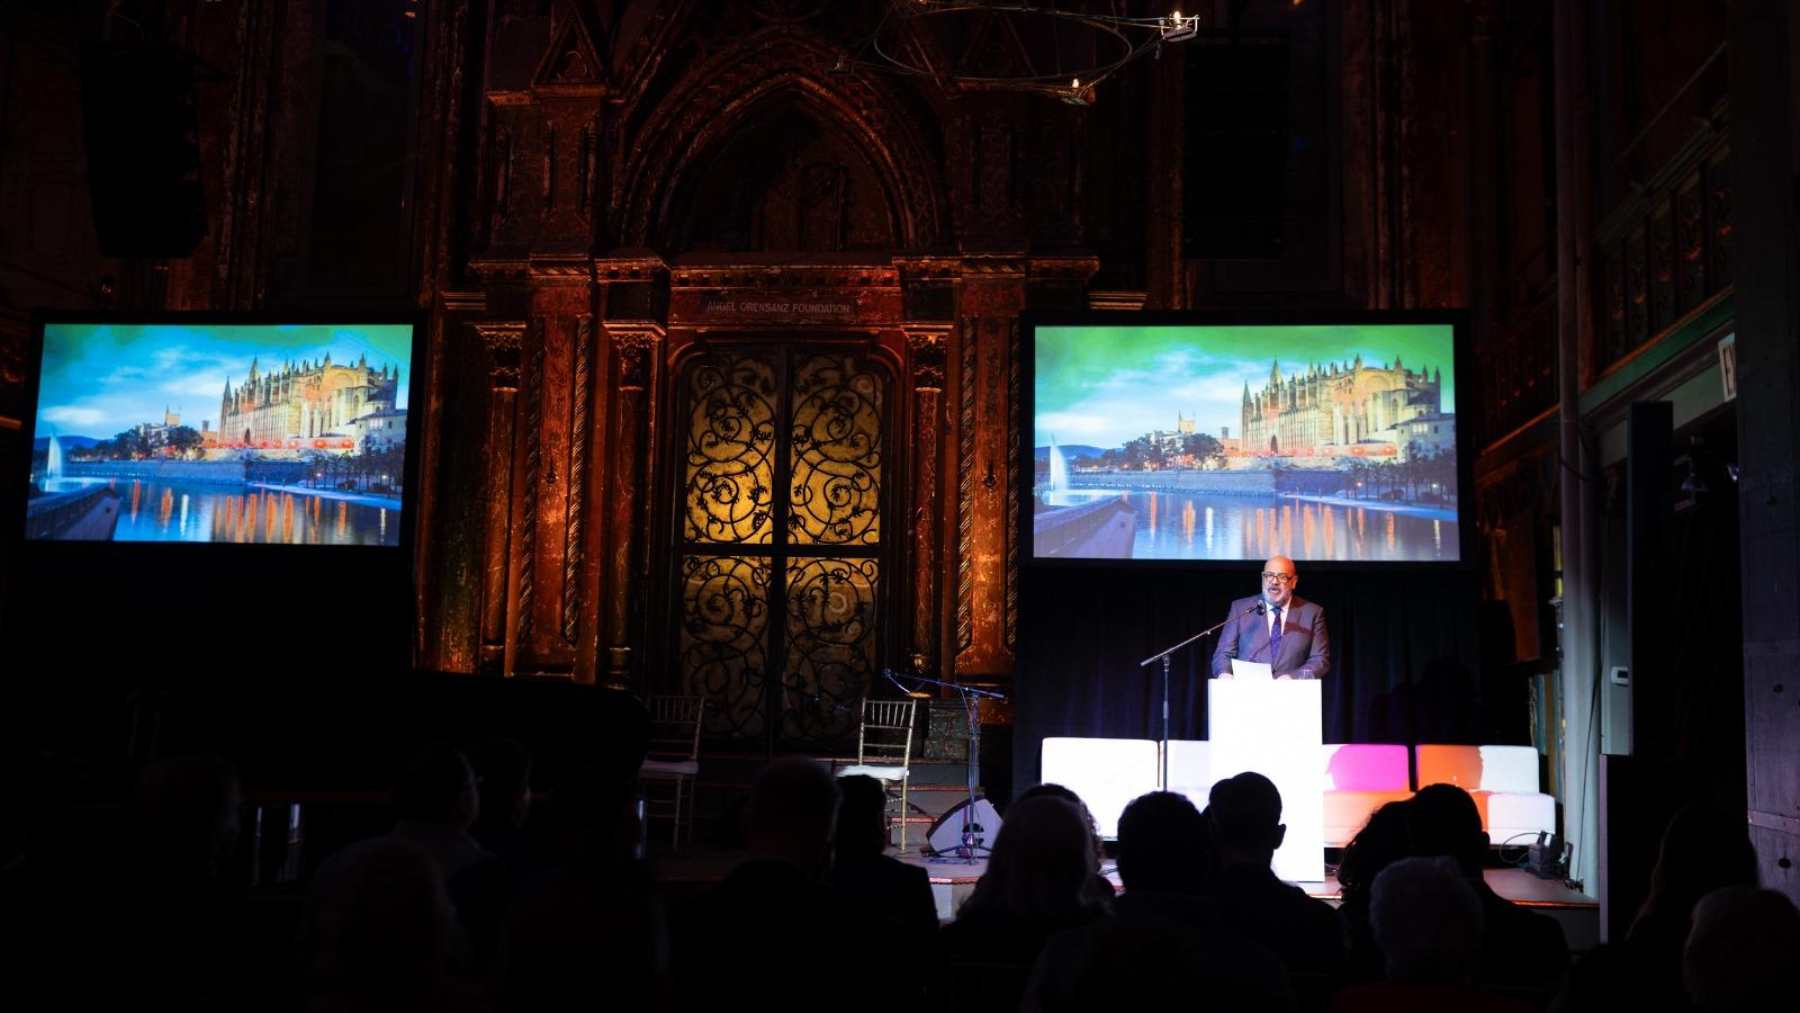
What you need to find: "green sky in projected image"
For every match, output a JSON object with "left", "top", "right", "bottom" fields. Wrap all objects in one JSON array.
[{"left": 1034, "top": 324, "right": 1456, "bottom": 450}]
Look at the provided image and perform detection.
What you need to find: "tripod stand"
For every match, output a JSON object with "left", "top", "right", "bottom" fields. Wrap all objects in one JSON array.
[
  {"left": 883, "top": 668, "right": 1005, "bottom": 862},
  {"left": 1138, "top": 602, "right": 1261, "bottom": 789}
]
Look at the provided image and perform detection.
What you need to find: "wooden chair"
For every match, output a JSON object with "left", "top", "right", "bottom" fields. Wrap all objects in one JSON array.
[
  {"left": 639, "top": 695, "right": 704, "bottom": 847},
  {"left": 837, "top": 698, "right": 917, "bottom": 849}
]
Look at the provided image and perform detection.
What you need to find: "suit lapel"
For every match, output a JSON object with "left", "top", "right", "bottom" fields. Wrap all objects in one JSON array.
[{"left": 1246, "top": 599, "right": 1271, "bottom": 662}]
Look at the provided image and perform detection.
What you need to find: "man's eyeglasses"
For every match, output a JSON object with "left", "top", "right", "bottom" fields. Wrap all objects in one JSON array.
[{"left": 1261, "top": 572, "right": 1296, "bottom": 585}]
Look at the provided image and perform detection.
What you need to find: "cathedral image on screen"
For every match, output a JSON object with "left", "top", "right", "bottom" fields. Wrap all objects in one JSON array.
[
  {"left": 1239, "top": 354, "right": 1451, "bottom": 464},
  {"left": 25, "top": 322, "right": 414, "bottom": 545},
  {"left": 1032, "top": 323, "right": 1460, "bottom": 564},
  {"left": 213, "top": 351, "right": 405, "bottom": 456}
]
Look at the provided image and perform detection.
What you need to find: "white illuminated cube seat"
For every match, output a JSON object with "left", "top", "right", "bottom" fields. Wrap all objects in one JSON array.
[
  {"left": 1415, "top": 744, "right": 1556, "bottom": 846},
  {"left": 1039, "top": 737, "right": 1159, "bottom": 839},
  {"left": 1321, "top": 743, "right": 1413, "bottom": 847}
]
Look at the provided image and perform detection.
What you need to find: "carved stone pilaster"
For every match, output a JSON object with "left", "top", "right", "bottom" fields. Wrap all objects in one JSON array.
[
  {"left": 561, "top": 316, "right": 595, "bottom": 649},
  {"left": 906, "top": 326, "right": 951, "bottom": 674},
  {"left": 605, "top": 327, "right": 663, "bottom": 690},
  {"left": 473, "top": 322, "right": 526, "bottom": 673}
]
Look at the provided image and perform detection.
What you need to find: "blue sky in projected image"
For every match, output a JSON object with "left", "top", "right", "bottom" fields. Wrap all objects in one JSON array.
[
  {"left": 35, "top": 323, "right": 412, "bottom": 441},
  {"left": 1034, "top": 324, "right": 1456, "bottom": 449}
]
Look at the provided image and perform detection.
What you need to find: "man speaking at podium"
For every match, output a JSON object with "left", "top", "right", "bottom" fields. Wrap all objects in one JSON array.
[{"left": 1210, "top": 555, "right": 1331, "bottom": 680}]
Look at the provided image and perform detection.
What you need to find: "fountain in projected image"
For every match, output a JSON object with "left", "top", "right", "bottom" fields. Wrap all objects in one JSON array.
[
  {"left": 35, "top": 433, "right": 101, "bottom": 493},
  {"left": 1040, "top": 435, "right": 1114, "bottom": 507}
]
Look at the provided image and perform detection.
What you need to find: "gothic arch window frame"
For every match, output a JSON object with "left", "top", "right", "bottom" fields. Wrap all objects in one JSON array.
[
  {"left": 656, "top": 332, "right": 906, "bottom": 748},
  {"left": 615, "top": 30, "right": 947, "bottom": 250},
  {"left": 656, "top": 83, "right": 907, "bottom": 252}
]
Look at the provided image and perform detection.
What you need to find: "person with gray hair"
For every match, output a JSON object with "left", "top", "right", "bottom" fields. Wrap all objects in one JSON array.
[
  {"left": 1333, "top": 856, "right": 1535, "bottom": 1013},
  {"left": 1370, "top": 856, "right": 1485, "bottom": 983}
]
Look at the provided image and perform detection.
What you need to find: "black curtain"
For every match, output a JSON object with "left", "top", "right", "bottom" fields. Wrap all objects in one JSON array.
[{"left": 1013, "top": 564, "right": 1520, "bottom": 795}]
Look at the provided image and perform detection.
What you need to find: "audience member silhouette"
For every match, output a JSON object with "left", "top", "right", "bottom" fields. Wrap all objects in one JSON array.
[
  {"left": 1025, "top": 791, "right": 1291, "bottom": 1013},
  {"left": 303, "top": 837, "right": 481, "bottom": 1013},
  {"left": 673, "top": 757, "right": 885, "bottom": 1013},
  {"left": 1331, "top": 856, "right": 1532, "bottom": 1013},
  {"left": 117, "top": 756, "right": 251, "bottom": 1010},
  {"left": 467, "top": 738, "right": 532, "bottom": 866},
  {"left": 1206, "top": 771, "right": 1346, "bottom": 997},
  {"left": 1337, "top": 799, "right": 1414, "bottom": 983},
  {"left": 1682, "top": 886, "right": 1800, "bottom": 1012},
  {"left": 939, "top": 794, "right": 1105, "bottom": 1012},
  {"left": 389, "top": 746, "right": 490, "bottom": 883},
  {"left": 1630, "top": 803, "right": 1760, "bottom": 974},
  {"left": 500, "top": 771, "right": 662, "bottom": 1013},
  {"left": 1016, "top": 782, "right": 1118, "bottom": 905},
  {"left": 1554, "top": 802, "right": 1762, "bottom": 1012},
  {"left": 1406, "top": 783, "right": 1568, "bottom": 1002},
  {"left": 830, "top": 774, "right": 939, "bottom": 944}
]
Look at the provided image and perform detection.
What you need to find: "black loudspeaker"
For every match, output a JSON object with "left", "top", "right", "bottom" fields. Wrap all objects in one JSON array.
[
  {"left": 1182, "top": 39, "right": 1290, "bottom": 259},
  {"left": 925, "top": 797, "right": 1004, "bottom": 857},
  {"left": 80, "top": 41, "right": 206, "bottom": 258}
]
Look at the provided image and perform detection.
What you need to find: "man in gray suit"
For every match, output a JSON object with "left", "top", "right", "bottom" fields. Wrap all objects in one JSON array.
[{"left": 1209, "top": 555, "right": 1330, "bottom": 680}]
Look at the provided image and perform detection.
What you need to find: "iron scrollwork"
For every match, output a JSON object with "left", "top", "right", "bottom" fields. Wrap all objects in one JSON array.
[
  {"left": 684, "top": 351, "right": 777, "bottom": 544},
  {"left": 680, "top": 554, "right": 772, "bottom": 738},
  {"left": 782, "top": 556, "right": 879, "bottom": 741},
  {"left": 788, "top": 354, "right": 883, "bottom": 546}
]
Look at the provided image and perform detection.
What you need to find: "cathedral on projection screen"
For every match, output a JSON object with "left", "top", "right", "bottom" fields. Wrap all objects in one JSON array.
[
  {"left": 1239, "top": 355, "right": 1451, "bottom": 462},
  {"left": 213, "top": 352, "right": 403, "bottom": 455}
]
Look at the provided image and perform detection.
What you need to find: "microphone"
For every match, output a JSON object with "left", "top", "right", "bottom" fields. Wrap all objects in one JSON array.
[{"left": 881, "top": 667, "right": 915, "bottom": 695}]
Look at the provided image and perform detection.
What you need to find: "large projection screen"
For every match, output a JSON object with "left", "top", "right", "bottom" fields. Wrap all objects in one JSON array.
[
  {"left": 23, "top": 319, "right": 416, "bottom": 546},
  {"left": 1030, "top": 318, "right": 1465, "bottom": 564}
]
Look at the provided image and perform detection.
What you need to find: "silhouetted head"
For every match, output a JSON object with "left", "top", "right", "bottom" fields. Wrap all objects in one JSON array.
[
  {"left": 392, "top": 747, "right": 479, "bottom": 831},
  {"left": 545, "top": 769, "right": 642, "bottom": 864},
  {"left": 1116, "top": 791, "right": 1211, "bottom": 895},
  {"left": 1019, "top": 782, "right": 1106, "bottom": 872},
  {"left": 962, "top": 795, "right": 1095, "bottom": 919},
  {"left": 833, "top": 774, "right": 889, "bottom": 861},
  {"left": 470, "top": 739, "right": 533, "bottom": 831},
  {"left": 311, "top": 838, "right": 453, "bottom": 1000},
  {"left": 1636, "top": 803, "right": 1760, "bottom": 936},
  {"left": 1406, "top": 783, "right": 1487, "bottom": 875},
  {"left": 1684, "top": 887, "right": 1800, "bottom": 1011},
  {"left": 1338, "top": 799, "right": 1413, "bottom": 908},
  {"left": 1370, "top": 856, "right": 1485, "bottom": 984},
  {"left": 746, "top": 758, "right": 840, "bottom": 878},
  {"left": 133, "top": 754, "right": 241, "bottom": 881},
  {"left": 1209, "top": 771, "right": 1285, "bottom": 868}
]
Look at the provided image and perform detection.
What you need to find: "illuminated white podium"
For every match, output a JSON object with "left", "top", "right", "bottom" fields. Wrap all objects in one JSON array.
[{"left": 1208, "top": 679, "right": 1324, "bottom": 883}]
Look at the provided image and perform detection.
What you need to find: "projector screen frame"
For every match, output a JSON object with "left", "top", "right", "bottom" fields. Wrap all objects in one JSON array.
[
  {"left": 12, "top": 309, "right": 427, "bottom": 558},
  {"left": 1020, "top": 308, "right": 1475, "bottom": 573}
]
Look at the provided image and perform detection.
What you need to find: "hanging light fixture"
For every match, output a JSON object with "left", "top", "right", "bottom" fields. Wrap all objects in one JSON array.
[{"left": 850, "top": 2, "right": 1214, "bottom": 105}]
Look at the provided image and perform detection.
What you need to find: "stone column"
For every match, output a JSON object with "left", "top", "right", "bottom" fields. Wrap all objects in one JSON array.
[
  {"left": 905, "top": 326, "right": 950, "bottom": 674},
  {"left": 473, "top": 321, "right": 525, "bottom": 676},
  {"left": 604, "top": 325, "right": 662, "bottom": 691}
]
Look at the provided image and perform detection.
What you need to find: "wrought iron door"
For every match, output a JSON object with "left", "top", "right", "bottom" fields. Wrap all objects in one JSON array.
[{"left": 672, "top": 346, "right": 887, "bottom": 746}]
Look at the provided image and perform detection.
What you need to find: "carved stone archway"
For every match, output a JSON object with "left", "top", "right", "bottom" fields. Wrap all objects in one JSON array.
[{"left": 616, "top": 29, "right": 946, "bottom": 252}]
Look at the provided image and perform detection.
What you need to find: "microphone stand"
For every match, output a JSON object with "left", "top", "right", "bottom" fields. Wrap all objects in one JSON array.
[
  {"left": 884, "top": 668, "right": 1005, "bottom": 862},
  {"left": 1139, "top": 603, "right": 1261, "bottom": 790}
]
